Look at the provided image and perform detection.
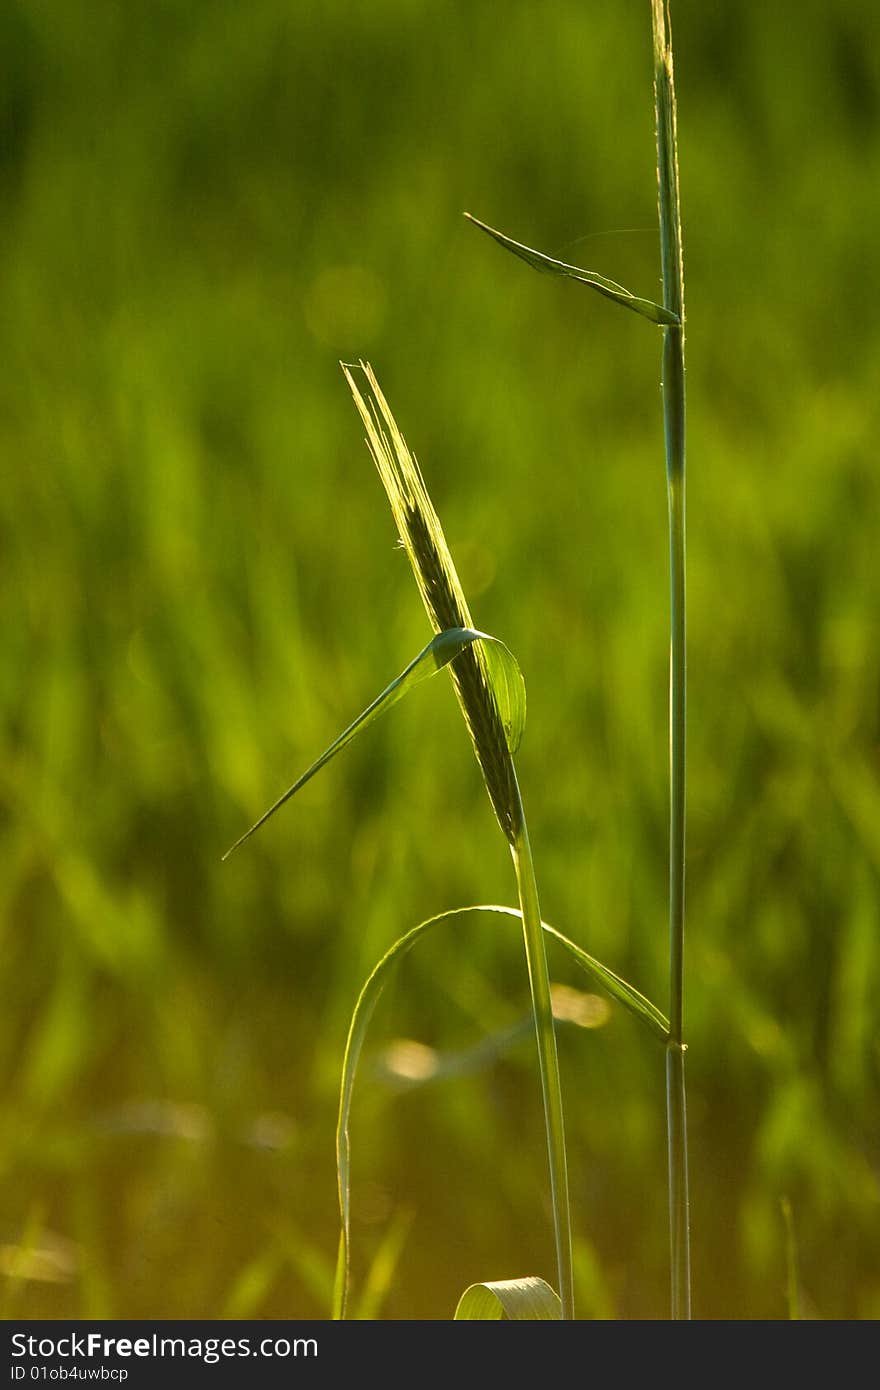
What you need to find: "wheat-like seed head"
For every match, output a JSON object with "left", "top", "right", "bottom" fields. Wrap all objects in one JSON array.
[{"left": 343, "top": 361, "right": 522, "bottom": 844}]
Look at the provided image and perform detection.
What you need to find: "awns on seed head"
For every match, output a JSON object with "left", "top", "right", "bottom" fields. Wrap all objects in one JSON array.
[{"left": 342, "top": 361, "right": 523, "bottom": 845}]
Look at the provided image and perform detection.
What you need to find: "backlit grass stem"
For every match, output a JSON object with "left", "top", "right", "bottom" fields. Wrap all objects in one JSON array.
[
  {"left": 510, "top": 803, "right": 575, "bottom": 1321},
  {"left": 344, "top": 363, "right": 575, "bottom": 1318},
  {"left": 653, "top": 0, "right": 691, "bottom": 1320}
]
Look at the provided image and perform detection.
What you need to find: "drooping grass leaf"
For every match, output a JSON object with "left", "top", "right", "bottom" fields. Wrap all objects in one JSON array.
[
  {"left": 334, "top": 906, "right": 460, "bottom": 1320},
  {"left": 223, "top": 626, "right": 524, "bottom": 859},
  {"left": 334, "top": 904, "right": 668, "bottom": 1318},
  {"left": 454, "top": 1277, "right": 562, "bottom": 1320},
  {"left": 465, "top": 213, "right": 680, "bottom": 327},
  {"left": 542, "top": 920, "right": 669, "bottom": 1040}
]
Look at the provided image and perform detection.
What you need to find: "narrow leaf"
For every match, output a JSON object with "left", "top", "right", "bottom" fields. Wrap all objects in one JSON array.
[
  {"left": 223, "top": 626, "right": 523, "bottom": 859},
  {"left": 542, "top": 920, "right": 669, "bottom": 1040},
  {"left": 334, "top": 904, "right": 668, "bottom": 1318},
  {"left": 334, "top": 905, "right": 459, "bottom": 1320},
  {"left": 454, "top": 1277, "right": 561, "bottom": 1320},
  {"left": 465, "top": 213, "right": 680, "bottom": 327}
]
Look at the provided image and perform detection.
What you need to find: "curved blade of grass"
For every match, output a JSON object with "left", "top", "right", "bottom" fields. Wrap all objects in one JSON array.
[
  {"left": 223, "top": 626, "right": 524, "bottom": 859},
  {"left": 454, "top": 1277, "right": 561, "bottom": 1320},
  {"left": 543, "top": 920, "right": 668, "bottom": 1040},
  {"left": 334, "top": 903, "right": 668, "bottom": 1319},
  {"left": 464, "top": 212, "right": 680, "bottom": 327}
]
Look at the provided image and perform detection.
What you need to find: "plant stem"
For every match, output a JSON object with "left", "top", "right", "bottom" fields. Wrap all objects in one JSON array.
[
  {"left": 652, "top": 0, "right": 691, "bottom": 1320},
  {"left": 510, "top": 783, "right": 574, "bottom": 1320},
  {"left": 666, "top": 460, "right": 690, "bottom": 1320}
]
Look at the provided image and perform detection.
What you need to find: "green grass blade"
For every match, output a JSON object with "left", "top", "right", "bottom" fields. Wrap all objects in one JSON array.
[
  {"left": 334, "top": 906, "right": 455, "bottom": 1319},
  {"left": 511, "top": 817, "right": 573, "bottom": 1318},
  {"left": 543, "top": 921, "right": 669, "bottom": 1040},
  {"left": 223, "top": 626, "right": 524, "bottom": 859},
  {"left": 465, "top": 213, "right": 680, "bottom": 327},
  {"left": 454, "top": 1277, "right": 561, "bottom": 1320},
  {"left": 333, "top": 903, "right": 667, "bottom": 1318},
  {"left": 653, "top": 0, "right": 691, "bottom": 1321}
]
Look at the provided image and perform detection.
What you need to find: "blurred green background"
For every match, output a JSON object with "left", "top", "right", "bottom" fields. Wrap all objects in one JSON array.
[{"left": 2, "top": 0, "right": 879, "bottom": 1320}]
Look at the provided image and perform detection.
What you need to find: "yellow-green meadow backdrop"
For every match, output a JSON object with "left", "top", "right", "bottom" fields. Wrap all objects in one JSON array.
[{"left": 2, "top": 0, "right": 879, "bottom": 1318}]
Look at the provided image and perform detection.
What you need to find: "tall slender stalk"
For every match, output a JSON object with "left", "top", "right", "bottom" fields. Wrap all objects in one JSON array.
[
  {"left": 652, "top": 0, "right": 691, "bottom": 1319},
  {"left": 510, "top": 787, "right": 574, "bottom": 1321},
  {"left": 343, "top": 364, "right": 575, "bottom": 1318}
]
